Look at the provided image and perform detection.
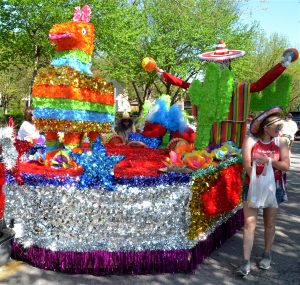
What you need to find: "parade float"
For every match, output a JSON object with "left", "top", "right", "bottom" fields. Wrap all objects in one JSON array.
[
  {"left": 0, "top": 123, "right": 18, "bottom": 266},
  {"left": 3, "top": 5, "right": 298, "bottom": 275}
]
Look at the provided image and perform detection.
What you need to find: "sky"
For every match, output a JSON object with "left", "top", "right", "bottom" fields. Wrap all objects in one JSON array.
[{"left": 240, "top": 0, "right": 300, "bottom": 48}]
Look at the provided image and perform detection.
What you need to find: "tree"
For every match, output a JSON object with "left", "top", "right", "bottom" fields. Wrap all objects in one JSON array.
[
  {"left": 0, "top": 0, "right": 264, "bottom": 116},
  {"left": 0, "top": 65, "right": 31, "bottom": 115},
  {"left": 91, "top": 0, "right": 152, "bottom": 114},
  {"left": 92, "top": 0, "right": 259, "bottom": 113},
  {"left": 237, "top": 33, "right": 288, "bottom": 83},
  {"left": 0, "top": 0, "right": 86, "bottom": 99}
]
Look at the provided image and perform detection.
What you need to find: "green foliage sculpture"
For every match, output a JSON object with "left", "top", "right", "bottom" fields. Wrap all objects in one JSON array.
[
  {"left": 189, "top": 63, "right": 233, "bottom": 149},
  {"left": 250, "top": 74, "right": 292, "bottom": 112}
]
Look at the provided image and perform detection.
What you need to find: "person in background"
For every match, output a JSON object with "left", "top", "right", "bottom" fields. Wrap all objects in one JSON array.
[
  {"left": 281, "top": 113, "right": 298, "bottom": 150},
  {"left": 115, "top": 111, "right": 136, "bottom": 144},
  {"left": 246, "top": 113, "right": 255, "bottom": 136},
  {"left": 236, "top": 106, "right": 290, "bottom": 277},
  {"left": 17, "top": 107, "right": 40, "bottom": 142}
]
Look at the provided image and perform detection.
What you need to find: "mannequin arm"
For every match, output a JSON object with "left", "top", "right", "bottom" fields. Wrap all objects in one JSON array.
[
  {"left": 250, "top": 63, "right": 286, "bottom": 93},
  {"left": 156, "top": 68, "right": 190, "bottom": 89}
]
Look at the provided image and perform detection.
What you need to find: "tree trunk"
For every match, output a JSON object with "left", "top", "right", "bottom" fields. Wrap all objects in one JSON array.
[
  {"left": 28, "top": 45, "right": 41, "bottom": 106},
  {"left": 3, "top": 101, "right": 8, "bottom": 115},
  {"left": 132, "top": 81, "right": 145, "bottom": 116}
]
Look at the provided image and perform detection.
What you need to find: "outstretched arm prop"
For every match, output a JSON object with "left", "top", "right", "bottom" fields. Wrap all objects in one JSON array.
[{"left": 142, "top": 48, "right": 298, "bottom": 147}]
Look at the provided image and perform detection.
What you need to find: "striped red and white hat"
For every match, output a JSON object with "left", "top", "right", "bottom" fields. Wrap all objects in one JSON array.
[{"left": 198, "top": 40, "right": 245, "bottom": 62}]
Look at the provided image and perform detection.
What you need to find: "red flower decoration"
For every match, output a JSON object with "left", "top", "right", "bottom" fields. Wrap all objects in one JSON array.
[
  {"left": 201, "top": 164, "right": 243, "bottom": 216},
  {"left": 19, "top": 162, "right": 83, "bottom": 177},
  {"left": 106, "top": 145, "right": 168, "bottom": 177},
  {"left": 170, "top": 127, "right": 195, "bottom": 143},
  {"left": 141, "top": 122, "right": 167, "bottom": 138}
]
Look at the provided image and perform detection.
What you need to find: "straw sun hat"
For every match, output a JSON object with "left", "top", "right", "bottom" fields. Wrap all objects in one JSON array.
[{"left": 250, "top": 106, "right": 283, "bottom": 136}]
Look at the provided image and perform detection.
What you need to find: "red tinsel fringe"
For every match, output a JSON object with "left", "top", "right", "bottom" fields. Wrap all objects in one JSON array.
[
  {"left": 19, "top": 162, "right": 83, "bottom": 177},
  {"left": 106, "top": 145, "right": 168, "bottom": 177},
  {"left": 0, "top": 187, "right": 4, "bottom": 219},
  {"left": 201, "top": 164, "right": 243, "bottom": 216}
]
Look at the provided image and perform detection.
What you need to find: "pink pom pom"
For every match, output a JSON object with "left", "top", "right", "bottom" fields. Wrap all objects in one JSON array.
[
  {"left": 73, "top": 6, "right": 82, "bottom": 22},
  {"left": 81, "top": 5, "right": 91, "bottom": 22},
  {"left": 170, "top": 151, "right": 178, "bottom": 164}
]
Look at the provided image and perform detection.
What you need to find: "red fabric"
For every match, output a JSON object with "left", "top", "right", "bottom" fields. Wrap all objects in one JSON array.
[
  {"left": 170, "top": 127, "right": 195, "bottom": 143},
  {"left": 45, "top": 131, "right": 58, "bottom": 141},
  {"left": 0, "top": 189, "right": 4, "bottom": 219},
  {"left": 252, "top": 140, "right": 281, "bottom": 174},
  {"left": 19, "top": 161, "right": 83, "bottom": 177},
  {"left": 0, "top": 162, "right": 5, "bottom": 219},
  {"left": 244, "top": 138, "right": 282, "bottom": 184},
  {"left": 0, "top": 162, "right": 5, "bottom": 186},
  {"left": 13, "top": 139, "right": 33, "bottom": 185},
  {"left": 162, "top": 72, "right": 197, "bottom": 117},
  {"left": 201, "top": 164, "right": 243, "bottom": 216},
  {"left": 15, "top": 146, "right": 167, "bottom": 180},
  {"left": 162, "top": 72, "right": 190, "bottom": 89},
  {"left": 88, "top": 131, "right": 100, "bottom": 142},
  {"left": 106, "top": 145, "right": 168, "bottom": 177},
  {"left": 250, "top": 63, "right": 286, "bottom": 92},
  {"left": 191, "top": 105, "right": 197, "bottom": 117},
  {"left": 141, "top": 122, "right": 167, "bottom": 138}
]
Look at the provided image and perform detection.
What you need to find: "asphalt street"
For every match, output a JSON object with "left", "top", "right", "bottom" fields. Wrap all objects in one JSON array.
[{"left": 0, "top": 141, "right": 299, "bottom": 285}]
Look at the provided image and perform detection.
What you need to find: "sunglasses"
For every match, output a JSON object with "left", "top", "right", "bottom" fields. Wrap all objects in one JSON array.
[{"left": 270, "top": 123, "right": 283, "bottom": 132}]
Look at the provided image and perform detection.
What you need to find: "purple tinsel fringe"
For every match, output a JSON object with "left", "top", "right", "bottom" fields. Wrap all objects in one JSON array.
[{"left": 11, "top": 210, "right": 243, "bottom": 275}]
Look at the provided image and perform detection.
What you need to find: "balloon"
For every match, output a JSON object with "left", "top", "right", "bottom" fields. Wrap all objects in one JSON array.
[{"left": 142, "top": 57, "right": 157, "bottom": 72}]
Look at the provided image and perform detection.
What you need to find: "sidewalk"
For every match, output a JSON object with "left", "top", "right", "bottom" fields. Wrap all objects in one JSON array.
[{"left": 1, "top": 142, "right": 299, "bottom": 285}]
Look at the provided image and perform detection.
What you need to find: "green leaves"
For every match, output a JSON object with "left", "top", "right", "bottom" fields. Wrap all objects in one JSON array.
[
  {"left": 0, "top": 0, "right": 74, "bottom": 67},
  {"left": 2, "top": 0, "right": 292, "bottom": 118}
]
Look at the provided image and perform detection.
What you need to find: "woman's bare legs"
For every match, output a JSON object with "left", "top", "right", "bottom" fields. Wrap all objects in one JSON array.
[
  {"left": 242, "top": 202, "right": 259, "bottom": 260},
  {"left": 236, "top": 202, "right": 258, "bottom": 275},
  {"left": 263, "top": 207, "right": 278, "bottom": 253}
]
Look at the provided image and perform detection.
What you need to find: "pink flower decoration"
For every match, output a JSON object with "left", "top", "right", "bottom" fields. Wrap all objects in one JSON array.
[
  {"left": 73, "top": 6, "right": 82, "bottom": 22},
  {"left": 81, "top": 5, "right": 91, "bottom": 22},
  {"left": 73, "top": 5, "right": 91, "bottom": 23}
]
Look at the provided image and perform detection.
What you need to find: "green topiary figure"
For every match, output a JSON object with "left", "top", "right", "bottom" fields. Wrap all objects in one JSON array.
[
  {"left": 189, "top": 63, "right": 233, "bottom": 149},
  {"left": 250, "top": 74, "right": 292, "bottom": 112}
]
